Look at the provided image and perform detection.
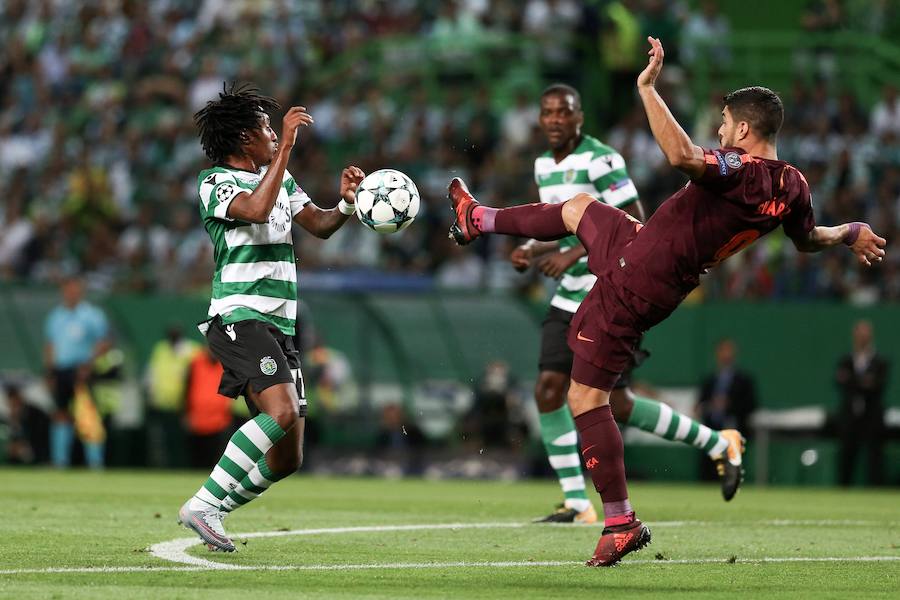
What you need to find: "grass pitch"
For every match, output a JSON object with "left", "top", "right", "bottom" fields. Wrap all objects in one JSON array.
[{"left": 0, "top": 468, "right": 897, "bottom": 599}]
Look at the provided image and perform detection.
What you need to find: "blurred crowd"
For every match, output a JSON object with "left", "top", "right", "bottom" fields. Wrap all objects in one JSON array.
[{"left": 1, "top": 0, "right": 900, "bottom": 303}]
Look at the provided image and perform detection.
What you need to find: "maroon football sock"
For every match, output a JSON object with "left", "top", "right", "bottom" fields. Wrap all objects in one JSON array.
[
  {"left": 574, "top": 405, "right": 634, "bottom": 527},
  {"left": 473, "top": 203, "right": 569, "bottom": 240}
]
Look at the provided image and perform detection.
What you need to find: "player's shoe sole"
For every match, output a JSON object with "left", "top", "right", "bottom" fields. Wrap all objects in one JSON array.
[
  {"left": 447, "top": 177, "right": 480, "bottom": 245},
  {"left": 715, "top": 429, "right": 746, "bottom": 502},
  {"left": 533, "top": 503, "right": 598, "bottom": 524},
  {"left": 177, "top": 500, "right": 236, "bottom": 553},
  {"left": 586, "top": 519, "right": 652, "bottom": 567}
]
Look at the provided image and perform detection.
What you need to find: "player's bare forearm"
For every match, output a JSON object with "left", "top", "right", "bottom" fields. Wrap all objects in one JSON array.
[
  {"left": 525, "top": 240, "right": 560, "bottom": 257},
  {"left": 793, "top": 224, "right": 886, "bottom": 267},
  {"left": 638, "top": 86, "right": 704, "bottom": 179},
  {"left": 293, "top": 203, "right": 352, "bottom": 239},
  {"left": 792, "top": 225, "right": 847, "bottom": 252},
  {"left": 228, "top": 144, "right": 293, "bottom": 223},
  {"left": 636, "top": 37, "right": 705, "bottom": 179},
  {"left": 227, "top": 107, "right": 312, "bottom": 223}
]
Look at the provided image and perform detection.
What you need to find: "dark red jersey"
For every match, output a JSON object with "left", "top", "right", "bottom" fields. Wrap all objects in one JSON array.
[{"left": 604, "top": 147, "right": 816, "bottom": 312}]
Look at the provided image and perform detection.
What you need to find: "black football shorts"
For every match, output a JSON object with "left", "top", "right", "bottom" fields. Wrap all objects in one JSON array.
[{"left": 205, "top": 316, "right": 307, "bottom": 417}]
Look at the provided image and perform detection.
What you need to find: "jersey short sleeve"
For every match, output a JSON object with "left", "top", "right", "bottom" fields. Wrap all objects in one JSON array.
[
  {"left": 588, "top": 150, "right": 639, "bottom": 208},
  {"left": 199, "top": 171, "right": 244, "bottom": 222},
  {"left": 694, "top": 147, "right": 753, "bottom": 198},
  {"left": 284, "top": 171, "right": 311, "bottom": 217},
  {"left": 781, "top": 168, "right": 816, "bottom": 240}
]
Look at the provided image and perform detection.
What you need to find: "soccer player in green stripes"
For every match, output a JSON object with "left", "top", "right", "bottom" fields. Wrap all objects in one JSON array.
[
  {"left": 178, "top": 84, "right": 365, "bottom": 551},
  {"left": 510, "top": 84, "right": 744, "bottom": 523}
]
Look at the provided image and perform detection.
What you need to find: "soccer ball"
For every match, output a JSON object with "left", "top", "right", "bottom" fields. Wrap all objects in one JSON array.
[{"left": 355, "top": 169, "right": 420, "bottom": 234}]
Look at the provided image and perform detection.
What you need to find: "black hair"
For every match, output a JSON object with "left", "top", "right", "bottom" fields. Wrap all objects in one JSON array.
[
  {"left": 723, "top": 86, "right": 784, "bottom": 142},
  {"left": 194, "top": 83, "right": 280, "bottom": 163},
  {"left": 540, "top": 83, "right": 582, "bottom": 110}
]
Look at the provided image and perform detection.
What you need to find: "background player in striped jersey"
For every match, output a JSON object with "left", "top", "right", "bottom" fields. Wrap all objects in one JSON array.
[
  {"left": 511, "top": 85, "right": 746, "bottom": 524},
  {"left": 178, "top": 84, "right": 364, "bottom": 552}
]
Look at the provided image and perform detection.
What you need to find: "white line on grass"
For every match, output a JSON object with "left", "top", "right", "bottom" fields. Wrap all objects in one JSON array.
[
  {"left": 2, "top": 556, "right": 899, "bottom": 575},
  {"left": 149, "top": 520, "right": 900, "bottom": 570},
  {"left": 4, "top": 520, "right": 896, "bottom": 575}
]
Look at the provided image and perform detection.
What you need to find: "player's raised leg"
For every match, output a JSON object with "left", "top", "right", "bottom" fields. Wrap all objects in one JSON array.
[
  {"left": 611, "top": 390, "right": 745, "bottom": 501},
  {"left": 448, "top": 178, "right": 594, "bottom": 245},
  {"left": 567, "top": 367, "right": 650, "bottom": 567}
]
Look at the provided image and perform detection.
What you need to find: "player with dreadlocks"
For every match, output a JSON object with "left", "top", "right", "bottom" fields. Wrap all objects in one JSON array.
[{"left": 178, "top": 84, "right": 365, "bottom": 552}]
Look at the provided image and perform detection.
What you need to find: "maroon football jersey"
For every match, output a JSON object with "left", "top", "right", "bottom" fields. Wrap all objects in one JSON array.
[{"left": 607, "top": 147, "right": 816, "bottom": 312}]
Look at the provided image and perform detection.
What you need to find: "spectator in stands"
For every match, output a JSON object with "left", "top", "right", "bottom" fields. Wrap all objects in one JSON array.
[
  {"left": 834, "top": 320, "right": 890, "bottom": 486},
  {"left": 680, "top": 0, "right": 731, "bottom": 69},
  {"left": 1, "top": 383, "right": 49, "bottom": 465},
  {"left": 870, "top": 84, "right": 900, "bottom": 141},
  {"left": 0, "top": 0, "right": 895, "bottom": 301},
  {"left": 145, "top": 325, "right": 199, "bottom": 468},
  {"left": 184, "top": 346, "right": 236, "bottom": 469},
  {"left": 43, "top": 275, "right": 111, "bottom": 467}
]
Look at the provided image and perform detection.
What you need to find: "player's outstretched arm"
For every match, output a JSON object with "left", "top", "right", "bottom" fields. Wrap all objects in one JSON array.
[
  {"left": 792, "top": 223, "right": 887, "bottom": 266},
  {"left": 228, "top": 107, "right": 313, "bottom": 223},
  {"left": 293, "top": 166, "right": 365, "bottom": 239},
  {"left": 636, "top": 37, "right": 705, "bottom": 179}
]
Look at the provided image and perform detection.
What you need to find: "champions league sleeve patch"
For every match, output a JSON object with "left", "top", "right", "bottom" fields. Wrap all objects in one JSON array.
[
  {"left": 215, "top": 183, "right": 237, "bottom": 203},
  {"left": 724, "top": 152, "right": 744, "bottom": 170}
]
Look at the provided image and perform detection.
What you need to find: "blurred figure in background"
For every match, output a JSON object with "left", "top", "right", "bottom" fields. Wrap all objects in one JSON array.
[
  {"left": 374, "top": 403, "right": 426, "bottom": 476},
  {"left": 461, "top": 360, "right": 527, "bottom": 451},
  {"left": 145, "top": 325, "right": 199, "bottom": 468},
  {"left": 697, "top": 339, "right": 757, "bottom": 482},
  {"left": 76, "top": 346, "right": 126, "bottom": 468},
  {"left": 0, "top": 383, "right": 49, "bottom": 465},
  {"left": 184, "top": 346, "right": 236, "bottom": 470},
  {"left": 834, "top": 320, "right": 889, "bottom": 486},
  {"left": 43, "top": 276, "right": 111, "bottom": 467}
]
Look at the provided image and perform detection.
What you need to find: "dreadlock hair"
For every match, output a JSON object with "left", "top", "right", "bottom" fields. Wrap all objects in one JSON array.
[{"left": 194, "top": 82, "right": 281, "bottom": 163}]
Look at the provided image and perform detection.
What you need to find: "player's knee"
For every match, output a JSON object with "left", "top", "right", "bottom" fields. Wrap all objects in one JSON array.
[
  {"left": 535, "top": 372, "right": 568, "bottom": 413},
  {"left": 268, "top": 405, "right": 298, "bottom": 431},
  {"left": 608, "top": 388, "right": 634, "bottom": 424},
  {"left": 561, "top": 194, "right": 594, "bottom": 234}
]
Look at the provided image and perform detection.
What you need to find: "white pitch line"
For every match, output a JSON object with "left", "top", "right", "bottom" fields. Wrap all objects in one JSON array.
[
  {"left": 2, "top": 556, "right": 900, "bottom": 575},
  {"left": 4, "top": 520, "right": 897, "bottom": 576},
  {"left": 150, "top": 519, "right": 899, "bottom": 569}
]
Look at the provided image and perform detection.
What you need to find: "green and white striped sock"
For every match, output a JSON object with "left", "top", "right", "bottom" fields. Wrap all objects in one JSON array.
[
  {"left": 627, "top": 395, "right": 729, "bottom": 457},
  {"left": 193, "top": 414, "right": 286, "bottom": 509},
  {"left": 539, "top": 405, "right": 591, "bottom": 513},
  {"left": 221, "top": 455, "right": 288, "bottom": 512}
]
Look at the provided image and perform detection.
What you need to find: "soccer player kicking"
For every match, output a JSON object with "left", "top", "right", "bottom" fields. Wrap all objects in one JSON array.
[
  {"left": 448, "top": 38, "right": 886, "bottom": 566},
  {"left": 179, "top": 84, "right": 364, "bottom": 552},
  {"left": 517, "top": 84, "right": 746, "bottom": 525}
]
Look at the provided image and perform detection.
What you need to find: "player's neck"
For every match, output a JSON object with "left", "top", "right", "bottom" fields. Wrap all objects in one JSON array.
[
  {"left": 220, "top": 155, "right": 260, "bottom": 173},
  {"left": 551, "top": 135, "right": 582, "bottom": 163},
  {"left": 740, "top": 139, "right": 778, "bottom": 161}
]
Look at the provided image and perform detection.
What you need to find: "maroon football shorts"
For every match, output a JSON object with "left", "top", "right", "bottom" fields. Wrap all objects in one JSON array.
[{"left": 567, "top": 201, "right": 667, "bottom": 391}]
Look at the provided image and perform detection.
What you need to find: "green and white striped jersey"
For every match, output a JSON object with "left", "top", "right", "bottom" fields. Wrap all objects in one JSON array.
[
  {"left": 534, "top": 135, "right": 639, "bottom": 313},
  {"left": 197, "top": 165, "right": 310, "bottom": 335}
]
